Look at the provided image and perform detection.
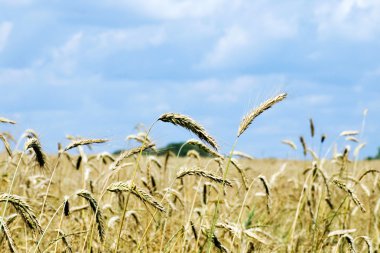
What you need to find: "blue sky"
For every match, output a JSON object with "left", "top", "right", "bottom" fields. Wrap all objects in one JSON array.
[{"left": 0, "top": 0, "right": 379, "bottom": 159}]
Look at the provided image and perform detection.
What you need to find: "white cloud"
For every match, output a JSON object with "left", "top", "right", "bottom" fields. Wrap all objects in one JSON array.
[
  {"left": 94, "top": 26, "right": 166, "bottom": 51},
  {"left": 50, "top": 32, "right": 83, "bottom": 76},
  {"left": 197, "top": 4, "right": 298, "bottom": 69},
  {"left": 0, "top": 21, "right": 13, "bottom": 52},
  {"left": 200, "top": 26, "right": 249, "bottom": 68},
  {"left": 315, "top": 0, "right": 380, "bottom": 40},
  {"left": 107, "top": 0, "right": 229, "bottom": 20}
]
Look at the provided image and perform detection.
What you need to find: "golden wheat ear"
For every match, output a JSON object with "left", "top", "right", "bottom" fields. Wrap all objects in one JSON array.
[
  {"left": 0, "top": 193, "right": 42, "bottom": 234},
  {"left": 0, "top": 117, "right": 16, "bottom": 125},
  {"left": 158, "top": 112, "right": 219, "bottom": 150},
  {"left": 64, "top": 138, "right": 108, "bottom": 152},
  {"left": 0, "top": 216, "right": 18, "bottom": 252},
  {"left": 238, "top": 93, "right": 287, "bottom": 137},
  {"left": 107, "top": 181, "right": 166, "bottom": 213}
]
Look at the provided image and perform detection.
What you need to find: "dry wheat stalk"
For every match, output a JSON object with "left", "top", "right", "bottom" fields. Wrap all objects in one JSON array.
[
  {"left": 185, "top": 139, "right": 223, "bottom": 158},
  {"left": 107, "top": 181, "right": 166, "bottom": 213},
  {"left": 22, "top": 129, "right": 39, "bottom": 139},
  {"left": 110, "top": 143, "right": 155, "bottom": 171},
  {"left": 24, "top": 137, "right": 46, "bottom": 168},
  {"left": 238, "top": 93, "right": 287, "bottom": 137},
  {"left": 55, "top": 229, "right": 73, "bottom": 253},
  {"left": 332, "top": 179, "right": 366, "bottom": 213},
  {"left": 354, "top": 236, "right": 373, "bottom": 253},
  {"left": 342, "top": 234, "right": 356, "bottom": 253},
  {"left": 299, "top": 136, "right": 307, "bottom": 156},
  {"left": 0, "top": 214, "right": 17, "bottom": 246},
  {"left": 148, "top": 156, "right": 162, "bottom": 169},
  {"left": 346, "top": 136, "right": 360, "bottom": 143},
  {"left": 244, "top": 227, "right": 273, "bottom": 245},
  {"left": 309, "top": 118, "right": 315, "bottom": 138},
  {"left": 158, "top": 113, "right": 219, "bottom": 150},
  {"left": 64, "top": 138, "right": 108, "bottom": 152},
  {"left": 232, "top": 151, "right": 254, "bottom": 160},
  {"left": 0, "top": 193, "right": 42, "bottom": 234},
  {"left": 231, "top": 159, "right": 249, "bottom": 190},
  {"left": 187, "top": 150, "right": 200, "bottom": 160},
  {"left": 0, "top": 117, "right": 16, "bottom": 125},
  {"left": 216, "top": 222, "right": 241, "bottom": 238},
  {"left": 281, "top": 140, "right": 297, "bottom": 150},
  {"left": 358, "top": 169, "right": 380, "bottom": 182},
  {"left": 259, "top": 176, "right": 271, "bottom": 214},
  {"left": 126, "top": 132, "right": 154, "bottom": 145},
  {"left": 328, "top": 229, "right": 356, "bottom": 237},
  {"left": 176, "top": 167, "right": 232, "bottom": 187},
  {"left": 0, "top": 217, "right": 17, "bottom": 253},
  {"left": 340, "top": 130, "right": 359, "bottom": 137},
  {"left": 76, "top": 190, "right": 105, "bottom": 242},
  {"left": 0, "top": 134, "right": 12, "bottom": 157}
]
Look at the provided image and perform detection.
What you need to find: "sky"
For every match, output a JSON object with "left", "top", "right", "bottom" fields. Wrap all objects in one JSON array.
[{"left": 0, "top": 0, "right": 379, "bottom": 159}]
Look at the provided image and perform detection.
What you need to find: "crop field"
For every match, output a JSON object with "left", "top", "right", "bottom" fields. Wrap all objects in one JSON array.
[{"left": 0, "top": 93, "right": 378, "bottom": 252}]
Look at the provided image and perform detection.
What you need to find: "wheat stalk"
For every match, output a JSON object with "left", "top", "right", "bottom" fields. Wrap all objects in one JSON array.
[
  {"left": 185, "top": 139, "right": 223, "bottom": 158},
  {"left": 232, "top": 151, "right": 254, "bottom": 160},
  {"left": 0, "top": 193, "right": 42, "bottom": 234},
  {"left": 340, "top": 130, "right": 359, "bottom": 137},
  {"left": 299, "top": 136, "right": 307, "bottom": 156},
  {"left": 281, "top": 140, "right": 297, "bottom": 150},
  {"left": 110, "top": 143, "right": 155, "bottom": 171},
  {"left": 64, "top": 138, "right": 108, "bottom": 152},
  {"left": 259, "top": 176, "right": 271, "bottom": 214},
  {"left": 0, "top": 117, "right": 16, "bottom": 125},
  {"left": 158, "top": 113, "right": 219, "bottom": 150},
  {"left": 231, "top": 159, "right": 249, "bottom": 190},
  {"left": 25, "top": 137, "right": 46, "bottom": 168},
  {"left": 0, "top": 134, "right": 12, "bottom": 157},
  {"left": 332, "top": 179, "right": 366, "bottom": 213},
  {"left": 309, "top": 118, "right": 315, "bottom": 137},
  {"left": 176, "top": 167, "right": 232, "bottom": 187},
  {"left": 76, "top": 190, "right": 105, "bottom": 242},
  {"left": 107, "top": 181, "right": 166, "bottom": 213},
  {"left": 237, "top": 93, "right": 287, "bottom": 137},
  {"left": 0, "top": 216, "right": 17, "bottom": 252}
]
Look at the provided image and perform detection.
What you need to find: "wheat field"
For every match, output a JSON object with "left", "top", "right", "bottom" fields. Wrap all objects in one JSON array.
[{"left": 0, "top": 93, "right": 378, "bottom": 252}]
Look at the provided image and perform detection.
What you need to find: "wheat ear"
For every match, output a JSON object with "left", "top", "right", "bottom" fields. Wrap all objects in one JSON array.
[
  {"left": 0, "top": 117, "right": 16, "bottom": 125},
  {"left": 64, "top": 138, "right": 108, "bottom": 151},
  {"left": 25, "top": 137, "right": 46, "bottom": 168},
  {"left": 332, "top": 179, "right": 366, "bottom": 213},
  {"left": 107, "top": 181, "right": 166, "bottom": 213},
  {"left": 0, "top": 216, "right": 17, "bottom": 252},
  {"left": 76, "top": 190, "right": 105, "bottom": 242},
  {"left": 0, "top": 193, "right": 42, "bottom": 234},
  {"left": 238, "top": 93, "right": 287, "bottom": 137},
  {"left": 158, "top": 113, "right": 219, "bottom": 150},
  {"left": 176, "top": 167, "right": 232, "bottom": 187}
]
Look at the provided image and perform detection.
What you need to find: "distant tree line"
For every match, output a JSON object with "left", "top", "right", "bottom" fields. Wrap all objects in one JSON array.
[
  {"left": 113, "top": 142, "right": 212, "bottom": 157},
  {"left": 367, "top": 147, "right": 380, "bottom": 160}
]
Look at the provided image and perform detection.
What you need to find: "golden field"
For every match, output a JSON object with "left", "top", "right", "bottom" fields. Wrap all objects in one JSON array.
[{"left": 0, "top": 94, "right": 377, "bottom": 252}]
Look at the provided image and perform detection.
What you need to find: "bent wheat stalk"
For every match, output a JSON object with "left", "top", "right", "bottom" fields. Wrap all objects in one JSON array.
[
  {"left": 158, "top": 113, "right": 219, "bottom": 150},
  {"left": 64, "top": 138, "right": 108, "bottom": 152},
  {"left": 176, "top": 167, "right": 232, "bottom": 186},
  {"left": 107, "top": 181, "right": 166, "bottom": 213},
  {"left": 0, "top": 194, "right": 42, "bottom": 234}
]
